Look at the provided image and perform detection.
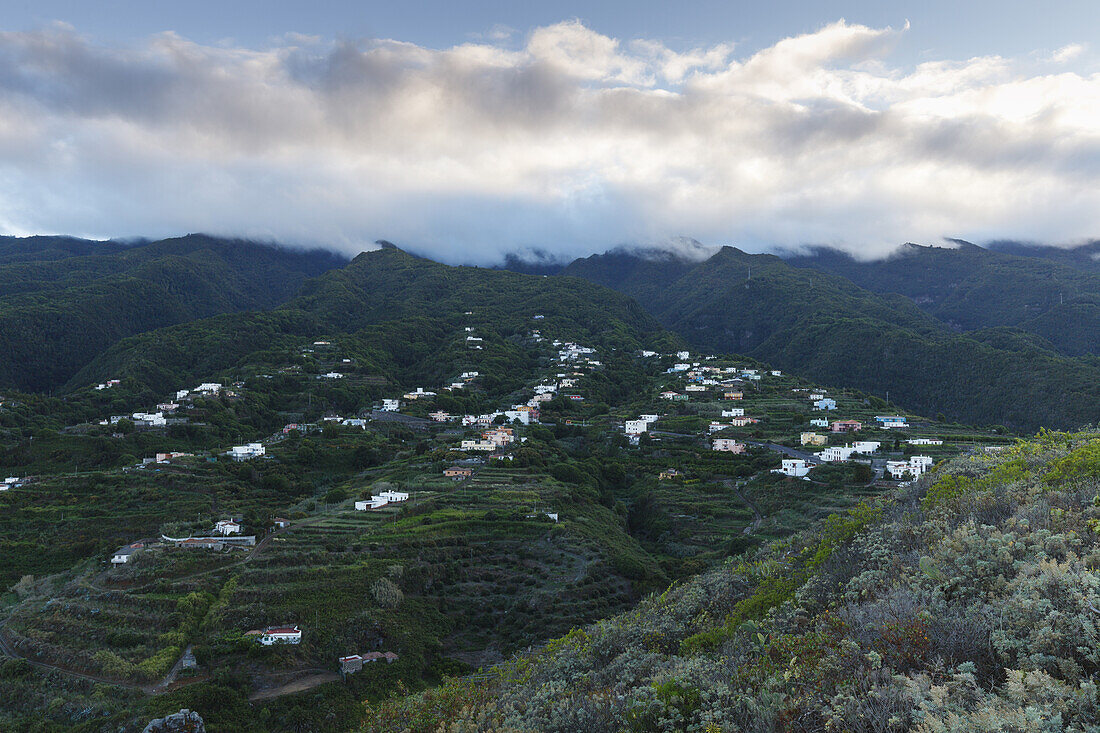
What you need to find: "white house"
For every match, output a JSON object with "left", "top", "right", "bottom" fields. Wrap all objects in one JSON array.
[
  {"left": 775, "top": 459, "right": 811, "bottom": 478},
  {"left": 813, "top": 398, "right": 838, "bottom": 411},
  {"left": 676, "top": 351, "right": 690, "bottom": 360},
  {"left": 195, "top": 383, "right": 222, "bottom": 395},
  {"left": 887, "top": 456, "right": 934, "bottom": 480},
  {"left": 876, "top": 415, "right": 910, "bottom": 429},
  {"left": 817, "top": 445, "right": 856, "bottom": 462},
  {"left": 228, "top": 443, "right": 265, "bottom": 461},
  {"left": 132, "top": 412, "right": 166, "bottom": 427},
  {"left": 908, "top": 438, "right": 944, "bottom": 446},
  {"left": 214, "top": 519, "right": 242, "bottom": 535},
  {"left": 403, "top": 387, "right": 436, "bottom": 400},
  {"left": 355, "top": 498, "right": 388, "bottom": 510},
  {"left": 639, "top": 414, "right": 659, "bottom": 424},
  {"left": 852, "top": 441, "right": 881, "bottom": 455},
  {"left": 503, "top": 410, "right": 532, "bottom": 425},
  {"left": 770, "top": 370, "right": 783, "bottom": 377},
  {"left": 721, "top": 408, "right": 745, "bottom": 418},
  {"left": 377, "top": 490, "right": 409, "bottom": 502},
  {"left": 712, "top": 438, "right": 746, "bottom": 453},
  {"left": 810, "top": 419, "right": 830, "bottom": 428},
  {"left": 260, "top": 626, "right": 302, "bottom": 645},
  {"left": 886, "top": 461, "right": 912, "bottom": 480},
  {"left": 625, "top": 420, "right": 649, "bottom": 435},
  {"left": 323, "top": 372, "right": 344, "bottom": 379},
  {"left": 381, "top": 399, "right": 400, "bottom": 412},
  {"left": 910, "top": 455, "right": 934, "bottom": 473},
  {"left": 111, "top": 543, "right": 142, "bottom": 564}
]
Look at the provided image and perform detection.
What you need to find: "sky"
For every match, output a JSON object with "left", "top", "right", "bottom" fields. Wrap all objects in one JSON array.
[{"left": 0, "top": 1, "right": 1098, "bottom": 263}]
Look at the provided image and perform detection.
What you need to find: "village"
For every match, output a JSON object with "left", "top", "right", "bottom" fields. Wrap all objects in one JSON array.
[{"left": 0, "top": 312, "right": 1010, "bottom": 716}]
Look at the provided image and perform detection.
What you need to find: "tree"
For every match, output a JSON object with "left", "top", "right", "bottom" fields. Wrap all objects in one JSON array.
[{"left": 371, "top": 577, "right": 403, "bottom": 608}]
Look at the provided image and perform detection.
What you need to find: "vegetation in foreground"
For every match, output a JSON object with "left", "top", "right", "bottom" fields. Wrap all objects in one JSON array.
[{"left": 365, "top": 430, "right": 1100, "bottom": 731}]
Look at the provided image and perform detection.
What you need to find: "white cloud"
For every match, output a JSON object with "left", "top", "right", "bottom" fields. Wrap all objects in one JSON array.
[{"left": 0, "top": 20, "right": 1096, "bottom": 263}]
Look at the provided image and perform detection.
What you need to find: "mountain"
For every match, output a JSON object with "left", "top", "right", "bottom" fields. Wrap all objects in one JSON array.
[
  {"left": 786, "top": 242, "right": 1100, "bottom": 356},
  {"left": 71, "top": 246, "right": 675, "bottom": 399},
  {"left": 989, "top": 239, "right": 1100, "bottom": 273},
  {"left": 560, "top": 246, "right": 1100, "bottom": 431},
  {"left": 0, "top": 235, "right": 347, "bottom": 392}
]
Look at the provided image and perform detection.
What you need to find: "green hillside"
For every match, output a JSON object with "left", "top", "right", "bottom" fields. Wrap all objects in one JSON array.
[
  {"left": 71, "top": 246, "right": 675, "bottom": 399},
  {"left": 366, "top": 430, "right": 1100, "bottom": 732},
  {"left": 787, "top": 242, "right": 1100, "bottom": 356},
  {"left": 0, "top": 234, "right": 346, "bottom": 392},
  {"left": 562, "top": 246, "right": 1100, "bottom": 431}
]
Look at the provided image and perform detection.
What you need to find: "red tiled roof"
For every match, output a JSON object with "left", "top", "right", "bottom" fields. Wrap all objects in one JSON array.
[{"left": 264, "top": 626, "right": 301, "bottom": 635}]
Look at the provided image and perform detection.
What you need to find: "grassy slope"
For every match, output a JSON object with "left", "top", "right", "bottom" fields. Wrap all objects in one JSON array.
[{"left": 366, "top": 430, "right": 1100, "bottom": 732}]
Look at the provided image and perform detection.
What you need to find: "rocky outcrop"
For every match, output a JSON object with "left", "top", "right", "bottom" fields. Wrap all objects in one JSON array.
[{"left": 142, "top": 708, "right": 205, "bottom": 733}]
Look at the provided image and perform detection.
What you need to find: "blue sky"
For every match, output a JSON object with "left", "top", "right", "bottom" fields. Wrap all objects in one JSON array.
[
  {"left": 7, "top": 0, "right": 1099, "bottom": 67},
  {"left": 0, "top": 2, "right": 1097, "bottom": 261}
]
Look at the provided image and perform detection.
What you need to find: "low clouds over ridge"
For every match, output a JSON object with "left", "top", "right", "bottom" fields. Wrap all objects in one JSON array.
[{"left": 0, "top": 20, "right": 1096, "bottom": 262}]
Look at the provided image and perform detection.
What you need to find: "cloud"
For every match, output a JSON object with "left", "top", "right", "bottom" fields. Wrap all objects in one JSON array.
[{"left": 0, "top": 20, "right": 1096, "bottom": 263}]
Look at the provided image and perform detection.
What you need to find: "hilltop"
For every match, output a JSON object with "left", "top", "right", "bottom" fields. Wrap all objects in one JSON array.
[{"left": 0, "top": 234, "right": 346, "bottom": 392}]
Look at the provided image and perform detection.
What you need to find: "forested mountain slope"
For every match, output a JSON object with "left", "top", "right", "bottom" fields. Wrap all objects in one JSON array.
[
  {"left": 787, "top": 242, "right": 1100, "bottom": 356},
  {"left": 0, "top": 234, "right": 346, "bottom": 392},
  {"left": 561, "top": 246, "right": 1100, "bottom": 431},
  {"left": 71, "top": 246, "right": 675, "bottom": 399},
  {"left": 367, "top": 430, "right": 1100, "bottom": 732}
]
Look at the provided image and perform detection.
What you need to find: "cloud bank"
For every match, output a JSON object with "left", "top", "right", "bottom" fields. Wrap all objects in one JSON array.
[{"left": 0, "top": 20, "right": 1096, "bottom": 262}]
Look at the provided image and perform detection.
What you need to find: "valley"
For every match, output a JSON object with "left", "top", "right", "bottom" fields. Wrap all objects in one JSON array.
[{"left": 0, "top": 237, "right": 1090, "bottom": 732}]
